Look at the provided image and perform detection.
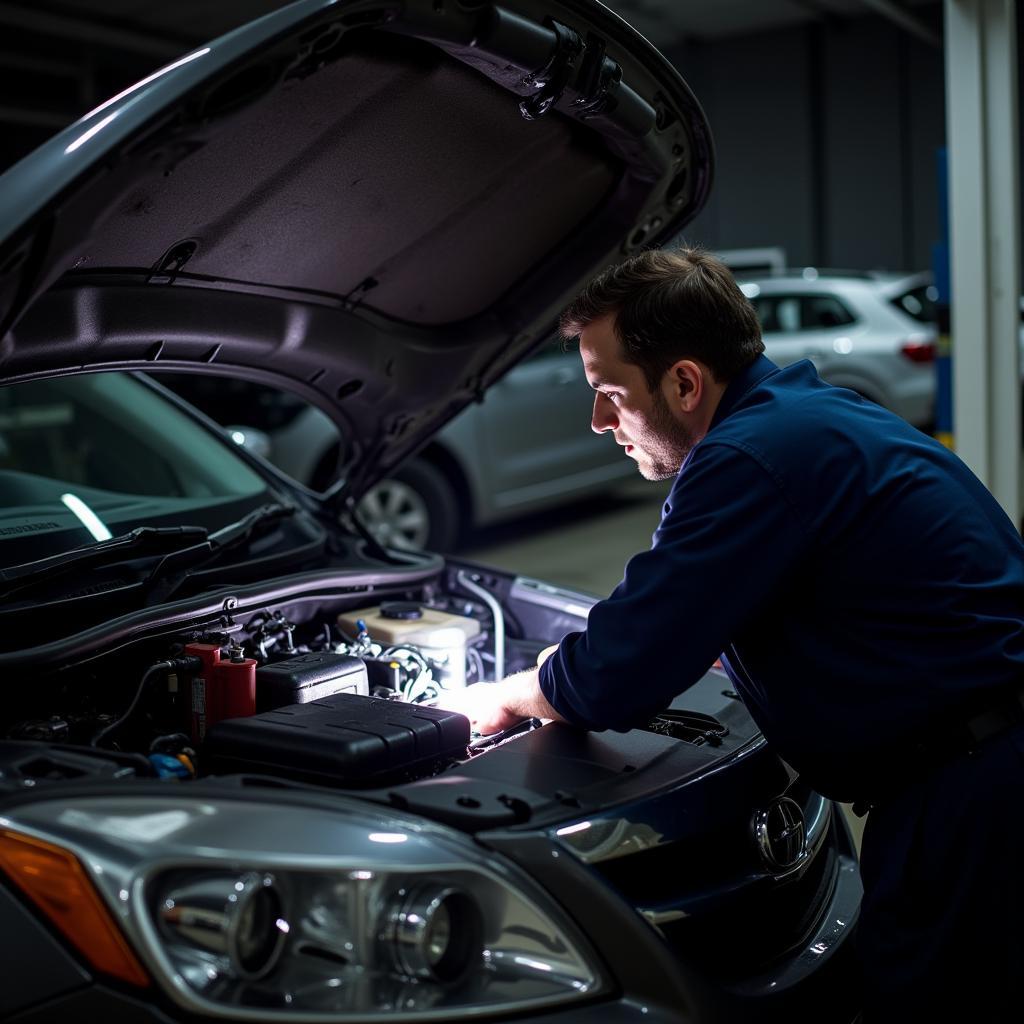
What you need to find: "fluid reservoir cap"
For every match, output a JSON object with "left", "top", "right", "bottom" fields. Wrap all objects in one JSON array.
[{"left": 379, "top": 601, "right": 424, "bottom": 620}]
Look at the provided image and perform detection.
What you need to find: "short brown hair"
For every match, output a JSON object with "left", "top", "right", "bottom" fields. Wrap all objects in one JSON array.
[{"left": 559, "top": 247, "right": 765, "bottom": 389}]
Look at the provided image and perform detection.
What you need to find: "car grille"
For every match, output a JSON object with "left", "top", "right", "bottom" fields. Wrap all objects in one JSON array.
[
  {"left": 585, "top": 792, "right": 837, "bottom": 977},
  {"left": 658, "top": 841, "right": 836, "bottom": 978}
]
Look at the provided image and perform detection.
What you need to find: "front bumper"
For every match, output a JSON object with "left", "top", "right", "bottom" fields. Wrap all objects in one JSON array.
[{"left": 2, "top": 810, "right": 861, "bottom": 1024}]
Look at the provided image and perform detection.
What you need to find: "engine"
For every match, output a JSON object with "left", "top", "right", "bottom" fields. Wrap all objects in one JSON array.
[
  {"left": 3, "top": 594, "right": 541, "bottom": 791},
  {"left": 2, "top": 575, "right": 735, "bottom": 795}
]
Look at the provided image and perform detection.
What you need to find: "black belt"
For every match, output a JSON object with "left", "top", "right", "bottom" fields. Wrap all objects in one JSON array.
[{"left": 852, "top": 683, "right": 1024, "bottom": 817}]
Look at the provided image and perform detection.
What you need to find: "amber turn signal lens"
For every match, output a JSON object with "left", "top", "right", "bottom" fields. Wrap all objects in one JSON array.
[{"left": 0, "top": 829, "right": 149, "bottom": 987}]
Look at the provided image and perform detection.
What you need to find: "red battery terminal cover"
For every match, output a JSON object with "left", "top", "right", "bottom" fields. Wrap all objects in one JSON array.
[
  {"left": 184, "top": 643, "right": 257, "bottom": 743},
  {"left": 217, "top": 647, "right": 257, "bottom": 722}
]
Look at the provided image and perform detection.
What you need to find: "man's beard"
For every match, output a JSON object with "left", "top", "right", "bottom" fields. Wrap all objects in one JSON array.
[{"left": 632, "top": 387, "right": 698, "bottom": 481}]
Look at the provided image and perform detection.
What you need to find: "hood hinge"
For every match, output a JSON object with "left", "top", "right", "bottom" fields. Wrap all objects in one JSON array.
[
  {"left": 519, "top": 20, "right": 583, "bottom": 121},
  {"left": 572, "top": 35, "right": 622, "bottom": 119}
]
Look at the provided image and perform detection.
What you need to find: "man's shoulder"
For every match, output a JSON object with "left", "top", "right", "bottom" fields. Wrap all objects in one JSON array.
[
  {"left": 698, "top": 359, "right": 943, "bottom": 494},
  {"left": 710, "top": 363, "right": 841, "bottom": 443},
  {"left": 716, "top": 359, "right": 911, "bottom": 447}
]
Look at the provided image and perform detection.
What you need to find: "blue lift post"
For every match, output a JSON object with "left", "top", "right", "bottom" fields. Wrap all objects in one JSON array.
[{"left": 933, "top": 146, "right": 953, "bottom": 449}]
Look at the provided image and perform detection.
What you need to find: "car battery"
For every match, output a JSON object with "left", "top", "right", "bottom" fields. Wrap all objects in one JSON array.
[
  {"left": 203, "top": 692, "right": 471, "bottom": 785},
  {"left": 338, "top": 602, "right": 480, "bottom": 689},
  {"left": 183, "top": 642, "right": 257, "bottom": 743},
  {"left": 256, "top": 652, "right": 368, "bottom": 711}
]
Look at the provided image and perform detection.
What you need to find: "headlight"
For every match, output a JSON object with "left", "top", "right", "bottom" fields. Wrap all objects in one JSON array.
[
  {"left": 159, "top": 871, "right": 286, "bottom": 979},
  {"left": 384, "top": 884, "right": 483, "bottom": 984},
  {"left": 1, "top": 795, "right": 604, "bottom": 1020}
]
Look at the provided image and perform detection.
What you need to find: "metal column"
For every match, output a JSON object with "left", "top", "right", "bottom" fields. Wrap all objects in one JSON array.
[{"left": 944, "top": 0, "right": 1021, "bottom": 523}]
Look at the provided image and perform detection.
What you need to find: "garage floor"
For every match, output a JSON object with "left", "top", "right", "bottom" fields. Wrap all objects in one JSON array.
[
  {"left": 463, "top": 477, "right": 866, "bottom": 852},
  {"left": 464, "top": 477, "right": 672, "bottom": 596}
]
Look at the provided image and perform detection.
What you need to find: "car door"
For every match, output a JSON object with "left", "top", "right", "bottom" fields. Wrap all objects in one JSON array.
[
  {"left": 477, "top": 339, "right": 620, "bottom": 513},
  {"left": 752, "top": 293, "right": 823, "bottom": 368}
]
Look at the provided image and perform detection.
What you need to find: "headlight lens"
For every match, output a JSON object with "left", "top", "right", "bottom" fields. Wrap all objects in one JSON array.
[
  {"left": 384, "top": 885, "right": 483, "bottom": 984},
  {"left": 159, "top": 872, "right": 286, "bottom": 979},
  {"left": 4, "top": 796, "right": 604, "bottom": 1019}
]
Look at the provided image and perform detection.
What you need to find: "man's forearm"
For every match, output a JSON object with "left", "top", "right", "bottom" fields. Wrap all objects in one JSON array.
[{"left": 500, "top": 668, "right": 564, "bottom": 722}]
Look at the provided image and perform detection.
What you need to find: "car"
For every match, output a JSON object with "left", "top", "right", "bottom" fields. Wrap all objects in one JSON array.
[
  {"left": 157, "top": 336, "right": 637, "bottom": 552},
  {"left": 737, "top": 269, "right": 938, "bottom": 428},
  {"left": 0, "top": 2, "right": 862, "bottom": 1023}
]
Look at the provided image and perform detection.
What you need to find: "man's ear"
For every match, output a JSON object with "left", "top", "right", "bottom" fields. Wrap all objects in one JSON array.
[{"left": 666, "top": 360, "right": 704, "bottom": 413}]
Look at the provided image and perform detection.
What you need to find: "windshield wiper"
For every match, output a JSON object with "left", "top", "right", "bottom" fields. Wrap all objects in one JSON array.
[
  {"left": 140, "top": 502, "right": 298, "bottom": 604},
  {"left": 205, "top": 502, "right": 295, "bottom": 554},
  {"left": 0, "top": 503, "right": 296, "bottom": 601},
  {"left": 0, "top": 525, "right": 209, "bottom": 598}
]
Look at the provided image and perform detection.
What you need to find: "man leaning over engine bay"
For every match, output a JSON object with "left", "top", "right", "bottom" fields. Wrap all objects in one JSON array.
[{"left": 442, "top": 246, "right": 1024, "bottom": 1022}]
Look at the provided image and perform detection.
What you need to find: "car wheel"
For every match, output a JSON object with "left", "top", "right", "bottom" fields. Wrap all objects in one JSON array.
[{"left": 356, "top": 458, "right": 460, "bottom": 551}]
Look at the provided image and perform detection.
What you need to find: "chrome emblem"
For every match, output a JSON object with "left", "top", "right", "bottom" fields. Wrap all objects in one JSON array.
[{"left": 754, "top": 797, "right": 807, "bottom": 874}]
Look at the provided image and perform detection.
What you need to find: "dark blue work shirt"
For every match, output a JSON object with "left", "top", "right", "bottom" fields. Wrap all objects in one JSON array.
[{"left": 538, "top": 355, "right": 1024, "bottom": 798}]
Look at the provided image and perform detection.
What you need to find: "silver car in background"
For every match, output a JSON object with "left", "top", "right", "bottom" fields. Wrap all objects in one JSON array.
[
  {"left": 738, "top": 270, "right": 938, "bottom": 428},
  {"left": 162, "top": 338, "right": 635, "bottom": 552}
]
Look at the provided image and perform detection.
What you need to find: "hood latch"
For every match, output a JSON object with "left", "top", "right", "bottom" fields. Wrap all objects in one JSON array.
[{"left": 148, "top": 238, "right": 198, "bottom": 285}]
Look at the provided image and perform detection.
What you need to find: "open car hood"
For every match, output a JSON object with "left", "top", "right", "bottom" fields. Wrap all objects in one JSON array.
[{"left": 0, "top": 0, "right": 711, "bottom": 498}]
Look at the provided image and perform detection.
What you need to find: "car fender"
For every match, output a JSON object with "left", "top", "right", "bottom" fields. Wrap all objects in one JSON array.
[{"left": 810, "top": 323, "right": 890, "bottom": 405}]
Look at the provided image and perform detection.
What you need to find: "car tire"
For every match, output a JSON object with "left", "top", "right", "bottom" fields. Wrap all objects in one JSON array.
[{"left": 356, "top": 458, "right": 460, "bottom": 552}]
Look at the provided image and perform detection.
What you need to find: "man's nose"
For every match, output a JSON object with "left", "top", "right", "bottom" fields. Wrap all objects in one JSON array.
[{"left": 591, "top": 392, "right": 617, "bottom": 434}]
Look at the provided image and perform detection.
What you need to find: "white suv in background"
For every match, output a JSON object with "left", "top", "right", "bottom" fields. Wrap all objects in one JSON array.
[{"left": 738, "top": 270, "right": 938, "bottom": 428}]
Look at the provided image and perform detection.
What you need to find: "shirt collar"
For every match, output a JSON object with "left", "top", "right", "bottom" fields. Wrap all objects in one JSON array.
[{"left": 707, "top": 354, "right": 779, "bottom": 432}]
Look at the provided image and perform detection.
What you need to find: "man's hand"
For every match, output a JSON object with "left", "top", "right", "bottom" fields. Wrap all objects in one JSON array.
[
  {"left": 441, "top": 680, "right": 527, "bottom": 735},
  {"left": 437, "top": 668, "right": 565, "bottom": 735}
]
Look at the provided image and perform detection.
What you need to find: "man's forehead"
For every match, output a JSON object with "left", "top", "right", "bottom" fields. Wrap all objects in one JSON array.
[
  {"left": 582, "top": 361, "right": 623, "bottom": 388},
  {"left": 579, "top": 316, "right": 632, "bottom": 383},
  {"left": 580, "top": 351, "right": 623, "bottom": 387}
]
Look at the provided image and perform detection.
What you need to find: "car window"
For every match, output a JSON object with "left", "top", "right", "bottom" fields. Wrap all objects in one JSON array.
[
  {"left": 752, "top": 295, "right": 801, "bottom": 333},
  {"left": 753, "top": 293, "right": 856, "bottom": 333},
  {"left": 155, "top": 374, "right": 348, "bottom": 492},
  {"left": 156, "top": 372, "right": 309, "bottom": 431},
  {"left": 801, "top": 294, "right": 856, "bottom": 329},
  {"left": 891, "top": 284, "right": 938, "bottom": 324},
  {"left": 0, "top": 373, "right": 272, "bottom": 561},
  {"left": 0, "top": 374, "right": 265, "bottom": 498}
]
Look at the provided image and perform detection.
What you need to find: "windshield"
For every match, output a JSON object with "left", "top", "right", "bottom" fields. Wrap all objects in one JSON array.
[{"left": 0, "top": 372, "right": 274, "bottom": 564}]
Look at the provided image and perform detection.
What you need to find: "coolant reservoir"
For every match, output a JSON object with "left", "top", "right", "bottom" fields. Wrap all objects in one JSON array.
[{"left": 337, "top": 602, "right": 480, "bottom": 689}]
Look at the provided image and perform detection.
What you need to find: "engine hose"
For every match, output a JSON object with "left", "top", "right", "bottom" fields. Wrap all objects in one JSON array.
[{"left": 456, "top": 571, "right": 504, "bottom": 681}]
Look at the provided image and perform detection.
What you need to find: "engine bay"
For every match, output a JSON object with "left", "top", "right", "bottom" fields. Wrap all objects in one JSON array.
[{"left": 0, "top": 564, "right": 749, "bottom": 806}]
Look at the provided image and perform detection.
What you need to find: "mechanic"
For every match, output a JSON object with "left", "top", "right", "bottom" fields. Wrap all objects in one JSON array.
[{"left": 443, "top": 248, "right": 1024, "bottom": 1021}]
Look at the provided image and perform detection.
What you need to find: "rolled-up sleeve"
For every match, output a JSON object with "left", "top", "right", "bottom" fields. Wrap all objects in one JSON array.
[{"left": 538, "top": 440, "right": 810, "bottom": 730}]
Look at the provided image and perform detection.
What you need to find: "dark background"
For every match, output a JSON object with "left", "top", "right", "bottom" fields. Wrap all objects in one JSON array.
[{"left": 0, "top": 0, "right": 1015, "bottom": 274}]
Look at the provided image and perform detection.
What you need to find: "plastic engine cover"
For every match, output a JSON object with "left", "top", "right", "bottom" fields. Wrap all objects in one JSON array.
[{"left": 204, "top": 693, "right": 470, "bottom": 785}]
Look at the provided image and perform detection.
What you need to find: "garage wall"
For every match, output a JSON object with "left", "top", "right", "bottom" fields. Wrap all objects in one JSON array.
[
  {"left": 673, "top": 28, "right": 817, "bottom": 265},
  {"left": 669, "top": 10, "right": 948, "bottom": 274}
]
